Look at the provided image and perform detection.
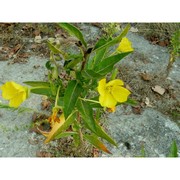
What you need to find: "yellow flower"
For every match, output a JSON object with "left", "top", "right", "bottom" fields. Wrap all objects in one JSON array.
[
  {"left": 117, "top": 37, "right": 134, "bottom": 52},
  {"left": 0, "top": 81, "right": 28, "bottom": 108},
  {"left": 97, "top": 78, "right": 131, "bottom": 109}
]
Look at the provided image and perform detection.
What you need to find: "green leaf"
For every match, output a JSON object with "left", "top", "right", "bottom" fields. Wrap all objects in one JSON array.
[
  {"left": 65, "top": 57, "right": 82, "bottom": 69},
  {"left": 93, "top": 24, "right": 131, "bottom": 52},
  {"left": 168, "top": 140, "right": 178, "bottom": 157},
  {"left": 94, "top": 48, "right": 107, "bottom": 64},
  {"left": 30, "top": 87, "right": 53, "bottom": 97},
  {"left": 55, "top": 131, "right": 78, "bottom": 140},
  {"left": 76, "top": 99, "right": 96, "bottom": 133},
  {"left": 84, "top": 134, "right": 112, "bottom": 154},
  {"left": 64, "top": 80, "right": 82, "bottom": 119},
  {"left": 23, "top": 81, "right": 50, "bottom": 87},
  {"left": 94, "top": 38, "right": 111, "bottom": 50},
  {"left": 58, "top": 23, "right": 87, "bottom": 47},
  {"left": 94, "top": 52, "right": 131, "bottom": 75},
  {"left": 47, "top": 41, "right": 64, "bottom": 54},
  {"left": 45, "top": 61, "right": 53, "bottom": 70},
  {"left": 82, "top": 69, "right": 104, "bottom": 79},
  {"left": 95, "top": 122, "right": 117, "bottom": 147},
  {"left": 0, "top": 103, "right": 34, "bottom": 113},
  {"left": 124, "top": 98, "right": 138, "bottom": 106}
]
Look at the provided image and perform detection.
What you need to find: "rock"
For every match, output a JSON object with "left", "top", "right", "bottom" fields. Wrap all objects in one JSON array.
[
  {"left": 102, "top": 106, "right": 180, "bottom": 157},
  {"left": 0, "top": 56, "right": 48, "bottom": 157}
]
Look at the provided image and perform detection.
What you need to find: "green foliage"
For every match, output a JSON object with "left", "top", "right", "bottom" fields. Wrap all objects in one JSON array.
[
  {"left": 58, "top": 23, "right": 87, "bottom": 47},
  {"left": 0, "top": 23, "right": 134, "bottom": 155},
  {"left": 63, "top": 80, "right": 82, "bottom": 119},
  {"left": 168, "top": 140, "right": 178, "bottom": 157},
  {"left": 170, "top": 29, "right": 180, "bottom": 61}
]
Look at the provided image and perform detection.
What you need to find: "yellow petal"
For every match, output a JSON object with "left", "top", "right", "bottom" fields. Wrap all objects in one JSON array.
[
  {"left": 1, "top": 81, "right": 21, "bottom": 99},
  {"left": 44, "top": 113, "right": 65, "bottom": 143},
  {"left": 117, "top": 37, "right": 134, "bottom": 52},
  {"left": 97, "top": 79, "right": 106, "bottom": 96},
  {"left": 1, "top": 81, "right": 28, "bottom": 108},
  {"left": 9, "top": 91, "right": 27, "bottom": 108},
  {"left": 99, "top": 93, "right": 117, "bottom": 108},
  {"left": 112, "top": 86, "right": 131, "bottom": 103},
  {"left": 106, "top": 79, "right": 124, "bottom": 87}
]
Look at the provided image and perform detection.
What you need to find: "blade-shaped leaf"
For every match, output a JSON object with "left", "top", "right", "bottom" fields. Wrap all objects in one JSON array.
[
  {"left": 168, "top": 140, "right": 178, "bottom": 157},
  {"left": 65, "top": 57, "right": 82, "bottom": 69},
  {"left": 55, "top": 131, "right": 78, "bottom": 140},
  {"left": 94, "top": 38, "right": 111, "bottom": 50},
  {"left": 93, "top": 48, "right": 107, "bottom": 65},
  {"left": 76, "top": 99, "right": 96, "bottom": 133},
  {"left": 64, "top": 80, "right": 82, "bottom": 119},
  {"left": 30, "top": 87, "right": 53, "bottom": 96},
  {"left": 95, "top": 122, "right": 117, "bottom": 147},
  {"left": 47, "top": 41, "right": 65, "bottom": 54},
  {"left": 94, "top": 52, "right": 131, "bottom": 75},
  {"left": 82, "top": 69, "right": 104, "bottom": 79},
  {"left": 58, "top": 23, "right": 87, "bottom": 47},
  {"left": 84, "top": 134, "right": 112, "bottom": 154},
  {"left": 81, "top": 112, "right": 117, "bottom": 147},
  {"left": 93, "top": 24, "right": 131, "bottom": 52},
  {"left": 23, "top": 81, "right": 50, "bottom": 87}
]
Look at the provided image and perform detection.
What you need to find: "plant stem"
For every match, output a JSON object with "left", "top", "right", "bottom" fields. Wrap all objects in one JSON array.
[
  {"left": 79, "top": 97, "right": 100, "bottom": 104},
  {"left": 55, "top": 85, "right": 61, "bottom": 107}
]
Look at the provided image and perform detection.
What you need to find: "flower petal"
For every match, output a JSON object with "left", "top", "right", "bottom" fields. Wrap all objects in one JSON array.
[
  {"left": 9, "top": 91, "right": 27, "bottom": 108},
  {"left": 0, "top": 81, "right": 28, "bottom": 108},
  {"left": 117, "top": 37, "right": 134, "bottom": 53},
  {"left": 1, "top": 82, "right": 21, "bottom": 99},
  {"left": 106, "top": 79, "right": 124, "bottom": 87},
  {"left": 97, "top": 79, "right": 106, "bottom": 96},
  {"left": 99, "top": 93, "right": 117, "bottom": 108},
  {"left": 112, "top": 86, "right": 131, "bottom": 103}
]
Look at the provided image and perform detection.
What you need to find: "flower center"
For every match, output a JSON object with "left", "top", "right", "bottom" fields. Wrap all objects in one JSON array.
[{"left": 106, "top": 85, "right": 113, "bottom": 93}]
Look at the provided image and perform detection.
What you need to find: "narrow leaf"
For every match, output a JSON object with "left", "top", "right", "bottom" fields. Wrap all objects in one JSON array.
[
  {"left": 76, "top": 99, "right": 96, "bottom": 133},
  {"left": 94, "top": 38, "right": 111, "bottom": 50},
  {"left": 81, "top": 111, "right": 117, "bottom": 147},
  {"left": 84, "top": 134, "right": 112, "bottom": 154},
  {"left": 94, "top": 52, "right": 130, "bottom": 75},
  {"left": 58, "top": 23, "right": 87, "bottom": 47},
  {"left": 23, "top": 81, "right": 50, "bottom": 87},
  {"left": 82, "top": 69, "right": 104, "bottom": 79},
  {"left": 55, "top": 131, "right": 78, "bottom": 140},
  {"left": 168, "top": 140, "right": 178, "bottom": 157},
  {"left": 30, "top": 87, "right": 53, "bottom": 97},
  {"left": 64, "top": 80, "right": 82, "bottom": 119},
  {"left": 47, "top": 41, "right": 64, "bottom": 54},
  {"left": 95, "top": 122, "right": 117, "bottom": 147},
  {"left": 93, "top": 24, "right": 131, "bottom": 52}
]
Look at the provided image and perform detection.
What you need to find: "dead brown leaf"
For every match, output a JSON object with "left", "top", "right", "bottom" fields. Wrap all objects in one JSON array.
[
  {"left": 18, "top": 53, "right": 29, "bottom": 58},
  {"left": 41, "top": 100, "right": 51, "bottom": 110},
  {"left": 13, "top": 44, "right": 22, "bottom": 53},
  {"left": 36, "top": 151, "right": 53, "bottom": 157},
  {"left": 139, "top": 72, "right": 152, "bottom": 81},
  {"left": 132, "top": 106, "right": 142, "bottom": 115},
  {"left": 152, "top": 85, "right": 165, "bottom": 95}
]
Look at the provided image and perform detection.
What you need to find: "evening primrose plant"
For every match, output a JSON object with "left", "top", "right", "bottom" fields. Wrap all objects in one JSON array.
[{"left": 0, "top": 23, "right": 134, "bottom": 154}]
